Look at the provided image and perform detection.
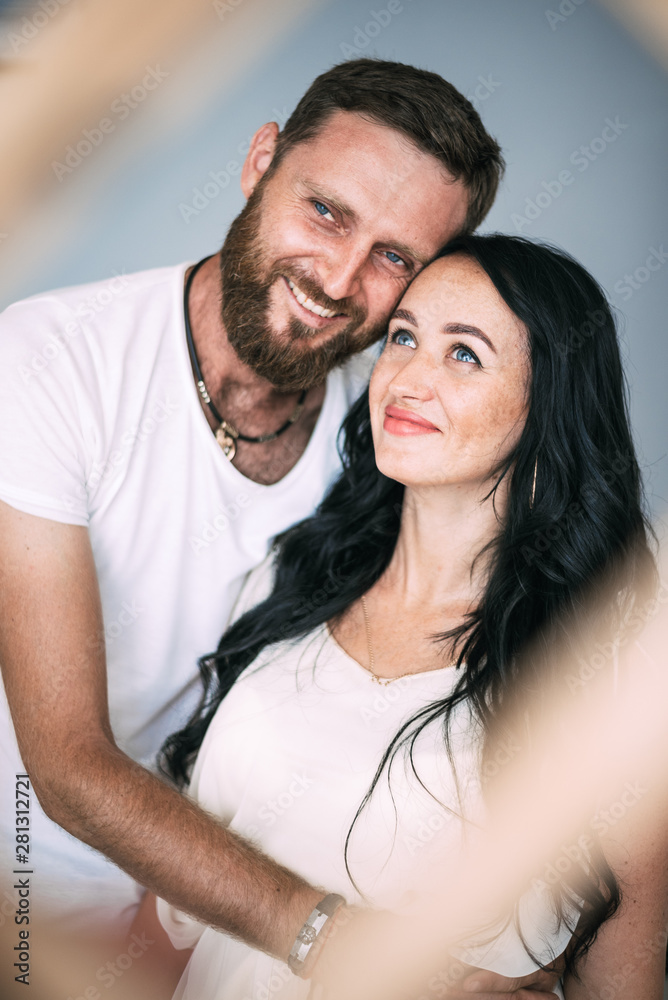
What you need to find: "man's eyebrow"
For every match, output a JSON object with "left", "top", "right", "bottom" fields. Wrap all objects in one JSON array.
[
  {"left": 299, "top": 182, "right": 431, "bottom": 267},
  {"left": 442, "top": 322, "right": 497, "bottom": 354}
]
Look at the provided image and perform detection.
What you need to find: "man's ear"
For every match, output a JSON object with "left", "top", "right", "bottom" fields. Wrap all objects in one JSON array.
[{"left": 241, "top": 122, "right": 280, "bottom": 198}]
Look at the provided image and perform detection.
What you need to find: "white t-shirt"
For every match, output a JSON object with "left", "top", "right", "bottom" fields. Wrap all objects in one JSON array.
[
  {"left": 158, "top": 563, "right": 572, "bottom": 1000},
  {"left": 0, "top": 263, "right": 372, "bottom": 927}
]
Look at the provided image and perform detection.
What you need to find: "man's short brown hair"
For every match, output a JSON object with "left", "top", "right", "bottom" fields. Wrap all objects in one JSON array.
[{"left": 269, "top": 58, "right": 504, "bottom": 235}]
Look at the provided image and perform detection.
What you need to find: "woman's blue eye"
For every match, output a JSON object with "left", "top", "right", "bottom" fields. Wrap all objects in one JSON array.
[
  {"left": 314, "top": 201, "right": 333, "bottom": 219},
  {"left": 391, "top": 328, "right": 416, "bottom": 348},
  {"left": 453, "top": 345, "right": 479, "bottom": 365}
]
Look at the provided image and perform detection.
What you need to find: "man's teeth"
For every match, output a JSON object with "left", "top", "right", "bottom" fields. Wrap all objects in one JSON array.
[{"left": 288, "top": 279, "right": 338, "bottom": 319}]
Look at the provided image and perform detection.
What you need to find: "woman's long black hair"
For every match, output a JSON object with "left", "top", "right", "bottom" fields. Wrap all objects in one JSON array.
[{"left": 162, "top": 234, "right": 656, "bottom": 972}]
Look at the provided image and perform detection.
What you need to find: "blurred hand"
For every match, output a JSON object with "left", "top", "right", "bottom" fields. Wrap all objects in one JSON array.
[
  {"left": 442, "top": 961, "right": 563, "bottom": 998},
  {"left": 307, "top": 910, "right": 564, "bottom": 1000}
]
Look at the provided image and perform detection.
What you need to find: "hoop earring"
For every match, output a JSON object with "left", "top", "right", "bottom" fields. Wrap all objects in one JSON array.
[{"left": 529, "top": 457, "right": 538, "bottom": 510}]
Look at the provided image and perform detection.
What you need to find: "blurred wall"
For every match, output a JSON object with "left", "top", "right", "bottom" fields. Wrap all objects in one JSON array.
[{"left": 2, "top": 0, "right": 667, "bottom": 523}]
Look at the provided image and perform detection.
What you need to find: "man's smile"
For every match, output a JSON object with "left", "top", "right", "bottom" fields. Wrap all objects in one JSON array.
[
  {"left": 283, "top": 276, "right": 346, "bottom": 327},
  {"left": 286, "top": 278, "right": 339, "bottom": 318}
]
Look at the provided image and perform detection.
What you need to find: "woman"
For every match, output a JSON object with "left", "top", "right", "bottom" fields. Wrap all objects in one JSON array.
[{"left": 157, "top": 235, "right": 659, "bottom": 999}]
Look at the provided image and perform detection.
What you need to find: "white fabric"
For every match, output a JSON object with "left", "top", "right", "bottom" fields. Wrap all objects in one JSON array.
[
  {"left": 0, "top": 263, "right": 372, "bottom": 927},
  {"left": 158, "top": 561, "right": 572, "bottom": 999}
]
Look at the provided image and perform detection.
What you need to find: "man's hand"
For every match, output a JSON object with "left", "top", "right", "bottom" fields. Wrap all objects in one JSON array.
[
  {"left": 307, "top": 909, "right": 563, "bottom": 1000},
  {"left": 444, "top": 965, "right": 561, "bottom": 998}
]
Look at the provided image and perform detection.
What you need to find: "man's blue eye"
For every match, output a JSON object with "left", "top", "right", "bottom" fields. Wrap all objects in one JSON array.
[
  {"left": 453, "top": 346, "right": 478, "bottom": 364},
  {"left": 385, "top": 251, "right": 404, "bottom": 265}
]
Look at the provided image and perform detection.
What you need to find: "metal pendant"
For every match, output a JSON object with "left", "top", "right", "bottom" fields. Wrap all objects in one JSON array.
[{"left": 215, "top": 421, "right": 239, "bottom": 461}]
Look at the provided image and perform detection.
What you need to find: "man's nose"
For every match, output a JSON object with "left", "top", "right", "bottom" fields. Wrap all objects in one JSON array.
[{"left": 314, "top": 245, "right": 367, "bottom": 303}]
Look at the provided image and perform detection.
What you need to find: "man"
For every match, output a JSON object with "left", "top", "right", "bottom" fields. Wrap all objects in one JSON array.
[{"left": 0, "top": 56, "right": 570, "bottom": 998}]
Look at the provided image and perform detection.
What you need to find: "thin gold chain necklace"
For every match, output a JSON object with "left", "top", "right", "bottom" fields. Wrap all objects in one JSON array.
[{"left": 360, "top": 595, "right": 456, "bottom": 686}]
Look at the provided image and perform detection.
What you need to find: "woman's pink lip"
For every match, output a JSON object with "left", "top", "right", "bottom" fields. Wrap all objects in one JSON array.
[{"left": 383, "top": 405, "right": 440, "bottom": 435}]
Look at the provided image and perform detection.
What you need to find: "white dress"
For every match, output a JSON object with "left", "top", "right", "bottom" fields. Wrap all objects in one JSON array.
[{"left": 158, "top": 589, "right": 572, "bottom": 999}]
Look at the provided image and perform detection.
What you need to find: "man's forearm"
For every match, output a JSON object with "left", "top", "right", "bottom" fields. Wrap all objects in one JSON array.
[{"left": 31, "top": 740, "right": 322, "bottom": 959}]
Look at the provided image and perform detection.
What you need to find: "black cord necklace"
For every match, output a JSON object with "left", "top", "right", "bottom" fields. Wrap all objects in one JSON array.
[{"left": 183, "top": 256, "right": 307, "bottom": 461}]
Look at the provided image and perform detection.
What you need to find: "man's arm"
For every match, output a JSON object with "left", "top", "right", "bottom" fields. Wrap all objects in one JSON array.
[{"left": 0, "top": 501, "right": 322, "bottom": 958}]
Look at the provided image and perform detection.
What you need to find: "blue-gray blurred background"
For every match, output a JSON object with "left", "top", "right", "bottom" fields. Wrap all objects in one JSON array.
[{"left": 2, "top": 0, "right": 667, "bottom": 525}]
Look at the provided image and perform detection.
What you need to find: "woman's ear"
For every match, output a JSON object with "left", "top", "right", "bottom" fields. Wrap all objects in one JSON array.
[{"left": 240, "top": 122, "right": 280, "bottom": 198}]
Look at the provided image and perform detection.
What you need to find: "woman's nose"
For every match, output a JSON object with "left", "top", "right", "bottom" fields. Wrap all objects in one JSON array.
[{"left": 386, "top": 351, "right": 437, "bottom": 401}]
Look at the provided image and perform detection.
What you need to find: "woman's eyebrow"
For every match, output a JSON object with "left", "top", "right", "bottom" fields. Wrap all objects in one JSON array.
[
  {"left": 442, "top": 322, "right": 497, "bottom": 354},
  {"left": 391, "top": 307, "right": 418, "bottom": 325}
]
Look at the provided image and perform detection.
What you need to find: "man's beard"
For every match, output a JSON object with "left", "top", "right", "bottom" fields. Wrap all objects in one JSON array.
[{"left": 218, "top": 181, "right": 388, "bottom": 393}]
